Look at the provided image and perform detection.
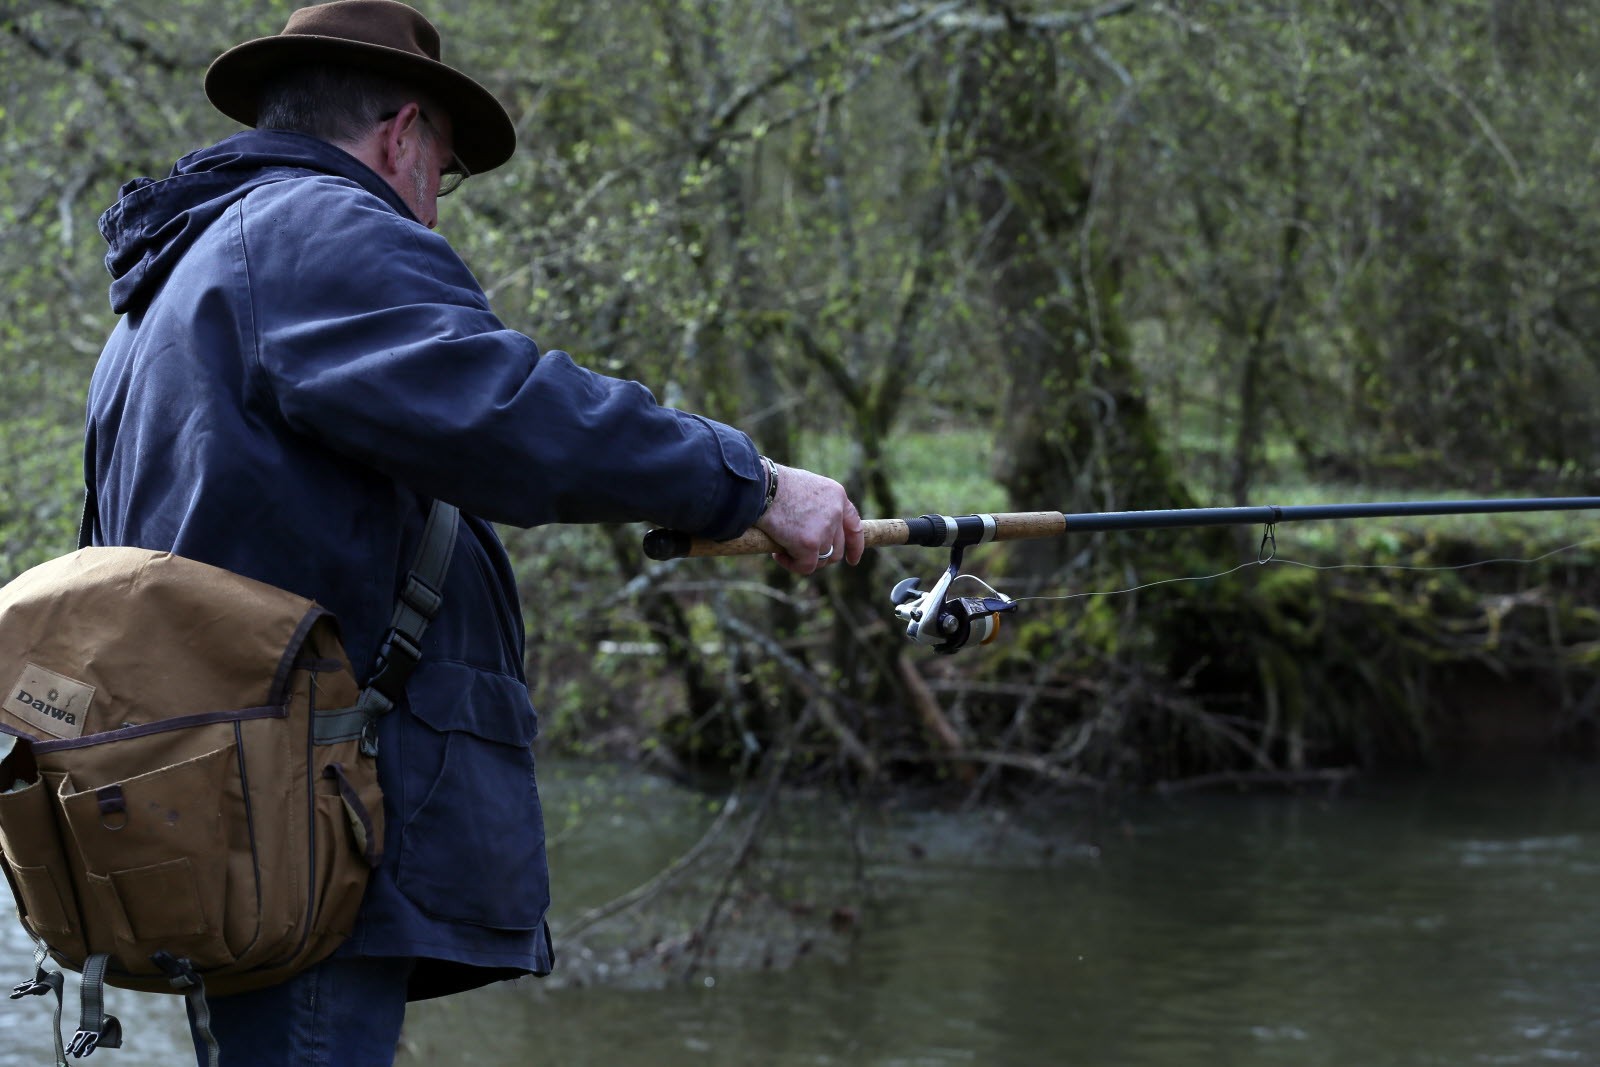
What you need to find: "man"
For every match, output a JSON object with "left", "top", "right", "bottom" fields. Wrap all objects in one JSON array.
[{"left": 87, "top": 1, "right": 864, "bottom": 1063}]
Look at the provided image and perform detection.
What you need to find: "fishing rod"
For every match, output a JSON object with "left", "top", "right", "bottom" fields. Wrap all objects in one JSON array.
[{"left": 643, "top": 496, "right": 1600, "bottom": 654}]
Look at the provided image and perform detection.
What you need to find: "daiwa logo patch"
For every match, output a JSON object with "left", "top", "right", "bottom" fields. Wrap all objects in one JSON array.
[{"left": 4, "top": 663, "right": 93, "bottom": 740}]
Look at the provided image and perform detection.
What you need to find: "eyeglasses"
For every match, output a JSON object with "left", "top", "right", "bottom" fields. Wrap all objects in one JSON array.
[
  {"left": 419, "top": 109, "right": 470, "bottom": 197},
  {"left": 380, "top": 107, "right": 470, "bottom": 197}
]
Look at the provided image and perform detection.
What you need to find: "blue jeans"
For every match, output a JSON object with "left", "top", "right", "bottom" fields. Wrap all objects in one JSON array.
[{"left": 186, "top": 956, "right": 414, "bottom": 1067}]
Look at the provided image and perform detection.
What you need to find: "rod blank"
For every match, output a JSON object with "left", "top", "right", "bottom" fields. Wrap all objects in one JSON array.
[{"left": 641, "top": 497, "right": 1600, "bottom": 561}]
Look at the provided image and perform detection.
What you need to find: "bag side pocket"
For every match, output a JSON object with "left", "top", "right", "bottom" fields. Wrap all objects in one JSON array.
[
  {"left": 301, "top": 766, "right": 368, "bottom": 961},
  {"left": 0, "top": 774, "right": 87, "bottom": 960}
]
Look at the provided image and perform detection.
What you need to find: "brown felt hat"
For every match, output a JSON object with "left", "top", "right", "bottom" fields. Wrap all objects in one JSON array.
[{"left": 205, "top": 0, "right": 515, "bottom": 174}]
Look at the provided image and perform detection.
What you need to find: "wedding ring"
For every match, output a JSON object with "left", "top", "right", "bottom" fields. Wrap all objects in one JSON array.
[{"left": 818, "top": 544, "right": 835, "bottom": 561}]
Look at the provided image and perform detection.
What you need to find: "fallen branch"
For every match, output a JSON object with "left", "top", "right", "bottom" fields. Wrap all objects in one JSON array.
[
  {"left": 896, "top": 650, "right": 970, "bottom": 758},
  {"left": 554, "top": 773, "right": 747, "bottom": 941},
  {"left": 1154, "top": 766, "right": 1359, "bottom": 796},
  {"left": 720, "top": 614, "right": 879, "bottom": 777},
  {"left": 880, "top": 747, "right": 1106, "bottom": 792}
]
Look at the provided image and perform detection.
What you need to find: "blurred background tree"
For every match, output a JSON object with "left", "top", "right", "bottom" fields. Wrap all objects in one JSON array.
[{"left": 5, "top": 0, "right": 1598, "bottom": 790}]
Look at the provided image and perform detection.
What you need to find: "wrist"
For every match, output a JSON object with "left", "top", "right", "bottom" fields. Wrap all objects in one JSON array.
[{"left": 757, "top": 456, "right": 779, "bottom": 520}]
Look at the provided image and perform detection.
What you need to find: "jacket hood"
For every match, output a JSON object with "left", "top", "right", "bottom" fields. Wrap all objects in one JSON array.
[{"left": 100, "top": 129, "right": 415, "bottom": 314}]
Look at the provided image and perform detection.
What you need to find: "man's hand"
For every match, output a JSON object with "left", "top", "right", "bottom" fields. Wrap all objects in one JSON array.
[{"left": 752, "top": 462, "right": 865, "bottom": 576}]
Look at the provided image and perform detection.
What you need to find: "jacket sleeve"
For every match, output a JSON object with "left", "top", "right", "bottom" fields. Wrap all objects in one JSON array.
[{"left": 237, "top": 177, "right": 764, "bottom": 538}]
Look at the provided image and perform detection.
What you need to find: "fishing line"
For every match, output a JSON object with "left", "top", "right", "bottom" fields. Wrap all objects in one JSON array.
[{"left": 1003, "top": 534, "right": 1600, "bottom": 607}]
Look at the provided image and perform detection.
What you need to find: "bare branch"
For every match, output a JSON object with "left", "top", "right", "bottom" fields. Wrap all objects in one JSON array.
[
  {"left": 719, "top": 615, "right": 880, "bottom": 777},
  {"left": 1376, "top": 0, "right": 1525, "bottom": 187},
  {"left": 896, "top": 0, "right": 1143, "bottom": 35},
  {"left": 880, "top": 748, "right": 1107, "bottom": 791}
]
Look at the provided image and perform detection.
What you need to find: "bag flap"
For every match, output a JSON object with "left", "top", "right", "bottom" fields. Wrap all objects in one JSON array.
[{"left": 0, "top": 548, "right": 341, "bottom": 741}]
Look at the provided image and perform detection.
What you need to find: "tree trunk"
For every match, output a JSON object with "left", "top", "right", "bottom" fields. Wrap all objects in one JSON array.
[{"left": 951, "top": 28, "right": 1192, "bottom": 574}]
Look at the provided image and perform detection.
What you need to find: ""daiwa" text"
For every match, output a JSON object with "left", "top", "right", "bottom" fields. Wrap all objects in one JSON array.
[{"left": 13, "top": 690, "right": 76, "bottom": 726}]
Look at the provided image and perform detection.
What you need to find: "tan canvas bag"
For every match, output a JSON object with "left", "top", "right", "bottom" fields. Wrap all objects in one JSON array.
[{"left": 0, "top": 501, "right": 455, "bottom": 1063}]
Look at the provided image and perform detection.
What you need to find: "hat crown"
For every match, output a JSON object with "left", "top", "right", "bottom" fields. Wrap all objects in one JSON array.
[
  {"left": 281, "top": 0, "right": 442, "bottom": 64},
  {"left": 206, "top": 0, "right": 516, "bottom": 174}
]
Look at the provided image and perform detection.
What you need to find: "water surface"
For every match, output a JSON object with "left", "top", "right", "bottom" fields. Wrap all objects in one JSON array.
[{"left": 3, "top": 764, "right": 1598, "bottom": 1065}]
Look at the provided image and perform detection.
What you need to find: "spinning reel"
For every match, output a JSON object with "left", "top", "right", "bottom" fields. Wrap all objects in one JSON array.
[{"left": 890, "top": 544, "right": 1018, "bottom": 654}]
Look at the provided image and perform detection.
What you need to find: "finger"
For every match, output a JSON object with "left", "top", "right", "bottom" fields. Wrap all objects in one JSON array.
[
  {"left": 843, "top": 502, "right": 866, "bottom": 565},
  {"left": 771, "top": 548, "right": 821, "bottom": 576}
]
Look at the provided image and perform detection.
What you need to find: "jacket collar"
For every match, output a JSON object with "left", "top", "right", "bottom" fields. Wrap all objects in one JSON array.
[{"left": 101, "top": 130, "right": 417, "bottom": 314}]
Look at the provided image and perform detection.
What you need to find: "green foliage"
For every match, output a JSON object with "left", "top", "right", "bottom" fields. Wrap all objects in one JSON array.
[
  {"left": 1115, "top": 2, "right": 1600, "bottom": 497},
  {"left": 5, "top": 0, "right": 1599, "bottom": 786}
]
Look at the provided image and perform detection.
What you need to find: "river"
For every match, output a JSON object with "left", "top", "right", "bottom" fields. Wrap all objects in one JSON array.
[{"left": 3, "top": 761, "right": 1598, "bottom": 1065}]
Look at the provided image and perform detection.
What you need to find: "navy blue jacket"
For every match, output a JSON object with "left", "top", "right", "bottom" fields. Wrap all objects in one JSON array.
[{"left": 88, "top": 130, "right": 766, "bottom": 999}]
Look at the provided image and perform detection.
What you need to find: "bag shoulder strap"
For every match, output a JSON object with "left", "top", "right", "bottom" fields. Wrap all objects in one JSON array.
[
  {"left": 77, "top": 482, "right": 95, "bottom": 551},
  {"left": 314, "top": 498, "right": 459, "bottom": 753}
]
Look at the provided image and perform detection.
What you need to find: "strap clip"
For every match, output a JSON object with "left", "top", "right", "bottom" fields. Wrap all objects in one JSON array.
[
  {"left": 67, "top": 1017, "right": 121, "bottom": 1056},
  {"left": 10, "top": 973, "right": 53, "bottom": 999},
  {"left": 367, "top": 629, "right": 422, "bottom": 704}
]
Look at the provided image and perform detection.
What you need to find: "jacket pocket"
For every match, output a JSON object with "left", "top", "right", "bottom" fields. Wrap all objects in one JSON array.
[{"left": 395, "top": 661, "right": 547, "bottom": 930}]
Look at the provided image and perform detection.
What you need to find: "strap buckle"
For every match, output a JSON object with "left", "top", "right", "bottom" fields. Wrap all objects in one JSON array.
[
  {"left": 367, "top": 629, "right": 422, "bottom": 705},
  {"left": 67, "top": 1016, "right": 121, "bottom": 1056},
  {"left": 10, "top": 974, "right": 52, "bottom": 999}
]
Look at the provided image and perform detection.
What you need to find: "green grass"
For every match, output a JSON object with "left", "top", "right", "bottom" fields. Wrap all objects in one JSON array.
[
  {"left": 800, "top": 428, "right": 1008, "bottom": 517},
  {"left": 796, "top": 422, "right": 1600, "bottom": 567}
]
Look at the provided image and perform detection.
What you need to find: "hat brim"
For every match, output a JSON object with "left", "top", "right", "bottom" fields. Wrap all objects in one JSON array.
[{"left": 205, "top": 34, "right": 515, "bottom": 175}]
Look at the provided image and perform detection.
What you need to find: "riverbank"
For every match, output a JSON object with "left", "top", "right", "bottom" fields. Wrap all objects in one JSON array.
[{"left": 538, "top": 512, "right": 1600, "bottom": 795}]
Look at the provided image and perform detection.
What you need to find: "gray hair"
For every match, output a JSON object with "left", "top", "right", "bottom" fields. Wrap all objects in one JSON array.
[{"left": 255, "top": 65, "right": 419, "bottom": 145}]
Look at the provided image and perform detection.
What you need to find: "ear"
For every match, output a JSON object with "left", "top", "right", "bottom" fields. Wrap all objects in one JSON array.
[{"left": 375, "top": 101, "right": 425, "bottom": 181}]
